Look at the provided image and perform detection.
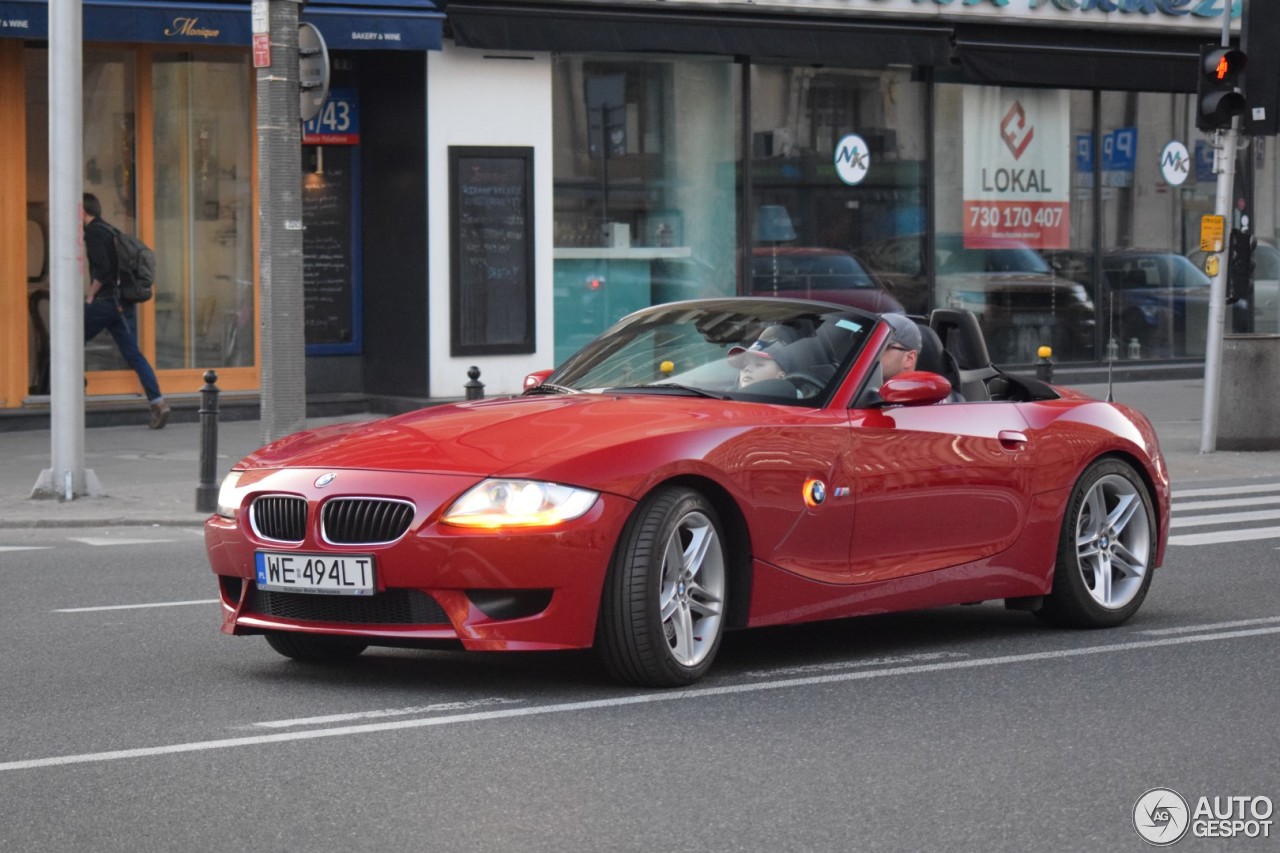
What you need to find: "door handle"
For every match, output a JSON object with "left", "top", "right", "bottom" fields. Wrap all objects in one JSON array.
[{"left": 998, "top": 430, "right": 1028, "bottom": 451}]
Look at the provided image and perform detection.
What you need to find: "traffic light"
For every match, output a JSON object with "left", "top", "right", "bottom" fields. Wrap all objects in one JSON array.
[
  {"left": 1226, "top": 228, "right": 1255, "bottom": 305},
  {"left": 1197, "top": 45, "right": 1247, "bottom": 132}
]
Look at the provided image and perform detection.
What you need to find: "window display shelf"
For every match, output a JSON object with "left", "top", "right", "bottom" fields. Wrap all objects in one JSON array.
[{"left": 553, "top": 246, "right": 692, "bottom": 261}]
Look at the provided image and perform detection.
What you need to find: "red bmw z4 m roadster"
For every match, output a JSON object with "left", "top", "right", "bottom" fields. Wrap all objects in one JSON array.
[{"left": 206, "top": 299, "right": 1170, "bottom": 687}]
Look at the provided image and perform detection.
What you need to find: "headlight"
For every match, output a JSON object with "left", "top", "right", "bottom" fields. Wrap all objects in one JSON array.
[
  {"left": 216, "top": 471, "right": 244, "bottom": 519},
  {"left": 442, "top": 479, "right": 599, "bottom": 529}
]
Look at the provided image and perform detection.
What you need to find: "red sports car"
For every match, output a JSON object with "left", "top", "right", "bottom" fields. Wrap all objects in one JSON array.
[{"left": 206, "top": 299, "right": 1170, "bottom": 687}]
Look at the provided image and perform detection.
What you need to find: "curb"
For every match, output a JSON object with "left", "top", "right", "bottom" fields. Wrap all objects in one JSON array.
[{"left": 0, "top": 516, "right": 209, "bottom": 529}]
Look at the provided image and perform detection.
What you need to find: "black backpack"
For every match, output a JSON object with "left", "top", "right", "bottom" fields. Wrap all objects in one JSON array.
[{"left": 108, "top": 224, "right": 157, "bottom": 304}]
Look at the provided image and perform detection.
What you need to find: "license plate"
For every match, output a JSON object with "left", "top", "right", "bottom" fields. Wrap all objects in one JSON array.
[{"left": 254, "top": 551, "right": 375, "bottom": 595}]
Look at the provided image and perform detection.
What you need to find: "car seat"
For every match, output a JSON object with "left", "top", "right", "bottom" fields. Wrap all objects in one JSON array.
[
  {"left": 783, "top": 336, "right": 837, "bottom": 383},
  {"left": 913, "top": 321, "right": 965, "bottom": 402},
  {"left": 929, "top": 308, "right": 997, "bottom": 401}
]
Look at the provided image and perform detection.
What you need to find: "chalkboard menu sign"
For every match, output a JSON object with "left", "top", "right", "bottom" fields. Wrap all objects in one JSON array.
[
  {"left": 449, "top": 146, "right": 535, "bottom": 356},
  {"left": 302, "top": 146, "right": 360, "bottom": 352}
]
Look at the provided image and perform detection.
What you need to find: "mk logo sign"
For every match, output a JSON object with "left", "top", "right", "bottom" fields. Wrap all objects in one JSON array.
[{"left": 833, "top": 134, "right": 871, "bottom": 186}]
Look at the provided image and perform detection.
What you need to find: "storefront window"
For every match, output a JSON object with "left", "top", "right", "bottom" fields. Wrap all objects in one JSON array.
[
  {"left": 1247, "top": 137, "right": 1280, "bottom": 335},
  {"left": 1095, "top": 91, "right": 1212, "bottom": 360},
  {"left": 552, "top": 55, "right": 738, "bottom": 364},
  {"left": 23, "top": 49, "right": 139, "bottom": 377},
  {"left": 934, "top": 83, "right": 1263, "bottom": 365},
  {"left": 152, "top": 52, "right": 254, "bottom": 370},
  {"left": 26, "top": 50, "right": 139, "bottom": 379},
  {"left": 750, "top": 66, "right": 926, "bottom": 320},
  {"left": 934, "top": 83, "right": 1095, "bottom": 364}
]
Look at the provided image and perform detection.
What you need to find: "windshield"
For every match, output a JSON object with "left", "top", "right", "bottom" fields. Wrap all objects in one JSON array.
[{"left": 544, "top": 299, "right": 875, "bottom": 406}]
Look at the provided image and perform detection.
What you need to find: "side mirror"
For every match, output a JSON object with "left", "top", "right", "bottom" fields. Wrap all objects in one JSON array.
[
  {"left": 880, "top": 371, "right": 952, "bottom": 406},
  {"left": 523, "top": 369, "right": 554, "bottom": 390}
]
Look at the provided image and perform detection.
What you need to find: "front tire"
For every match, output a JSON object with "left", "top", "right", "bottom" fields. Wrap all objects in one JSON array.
[
  {"left": 1037, "top": 459, "right": 1156, "bottom": 628},
  {"left": 597, "top": 486, "right": 728, "bottom": 687},
  {"left": 264, "top": 632, "right": 368, "bottom": 662}
]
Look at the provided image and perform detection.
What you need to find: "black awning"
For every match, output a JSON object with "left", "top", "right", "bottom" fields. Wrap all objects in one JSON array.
[
  {"left": 0, "top": 0, "right": 443, "bottom": 50},
  {"left": 952, "top": 24, "right": 1204, "bottom": 93},
  {"left": 445, "top": 1, "right": 952, "bottom": 70}
]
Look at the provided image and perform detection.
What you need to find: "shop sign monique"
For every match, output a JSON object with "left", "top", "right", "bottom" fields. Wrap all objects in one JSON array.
[
  {"left": 641, "top": 0, "right": 1238, "bottom": 32},
  {"left": 164, "top": 17, "right": 221, "bottom": 39}
]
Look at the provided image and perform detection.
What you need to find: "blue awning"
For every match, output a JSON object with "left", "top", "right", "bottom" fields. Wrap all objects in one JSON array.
[{"left": 0, "top": 0, "right": 442, "bottom": 50}]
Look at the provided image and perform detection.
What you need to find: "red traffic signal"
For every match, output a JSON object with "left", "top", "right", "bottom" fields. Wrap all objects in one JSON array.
[
  {"left": 1198, "top": 45, "right": 1247, "bottom": 131},
  {"left": 1208, "top": 49, "right": 1243, "bottom": 82}
]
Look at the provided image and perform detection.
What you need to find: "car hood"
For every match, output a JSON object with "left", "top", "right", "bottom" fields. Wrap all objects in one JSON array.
[
  {"left": 234, "top": 394, "right": 758, "bottom": 479},
  {"left": 939, "top": 272, "right": 1071, "bottom": 290}
]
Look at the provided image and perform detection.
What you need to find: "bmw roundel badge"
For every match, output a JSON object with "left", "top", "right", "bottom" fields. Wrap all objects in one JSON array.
[{"left": 314, "top": 472, "right": 338, "bottom": 488}]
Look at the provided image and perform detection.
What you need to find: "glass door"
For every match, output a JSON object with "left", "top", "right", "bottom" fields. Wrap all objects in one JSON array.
[{"left": 152, "top": 51, "right": 255, "bottom": 370}]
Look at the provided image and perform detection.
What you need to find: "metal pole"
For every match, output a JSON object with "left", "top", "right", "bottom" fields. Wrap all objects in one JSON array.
[
  {"left": 33, "top": 0, "right": 99, "bottom": 500},
  {"left": 1199, "top": 10, "right": 1239, "bottom": 454},
  {"left": 195, "top": 370, "right": 220, "bottom": 513},
  {"left": 257, "top": 0, "right": 307, "bottom": 445}
]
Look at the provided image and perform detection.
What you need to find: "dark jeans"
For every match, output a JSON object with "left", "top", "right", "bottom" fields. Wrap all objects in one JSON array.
[{"left": 84, "top": 298, "right": 163, "bottom": 403}]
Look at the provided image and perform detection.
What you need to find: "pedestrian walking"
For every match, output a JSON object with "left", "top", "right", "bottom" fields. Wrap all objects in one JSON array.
[{"left": 83, "top": 192, "right": 170, "bottom": 429}]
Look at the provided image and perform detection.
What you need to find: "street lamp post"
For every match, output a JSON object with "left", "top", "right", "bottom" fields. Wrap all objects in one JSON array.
[
  {"left": 255, "top": 0, "right": 308, "bottom": 445},
  {"left": 33, "top": 0, "right": 102, "bottom": 500}
]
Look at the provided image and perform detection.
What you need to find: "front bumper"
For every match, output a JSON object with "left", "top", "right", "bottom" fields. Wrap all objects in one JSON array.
[{"left": 205, "top": 468, "right": 635, "bottom": 652}]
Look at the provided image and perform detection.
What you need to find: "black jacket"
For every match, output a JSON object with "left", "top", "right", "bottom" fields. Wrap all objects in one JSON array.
[{"left": 84, "top": 217, "right": 118, "bottom": 301}]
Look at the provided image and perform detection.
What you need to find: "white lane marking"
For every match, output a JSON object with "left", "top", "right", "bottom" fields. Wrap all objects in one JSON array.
[
  {"left": 1171, "top": 509, "right": 1280, "bottom": 528},
  {"left": 1168, "top": 526, "right": 1280, "bottom": 547},
  {"left": 1172, "top": 496, "right": 1280, "bottom": 513},
  {"left": 252, "top": 698, "right": 525, "bottom": 729},
  {"left": 68, "top": 537, "right": 176, "bottom": 547},
  {"left": 54, "top": 599, "right": 218, "bottom": 613},
  {"left": 742, "top": 650, "right": 968, "bottom": 679},
  {"left": 1137, "top": 617, "right": 1280, "bottom": 636},
  {"left": 1172, "top": 483, "right": 1280, "bottom": 499},
  {"left": 0, "top": 546, "right": 52, "bottom": 552},
  {"left": 2, "top": 625, "right": 1278, "bottom": 773}
]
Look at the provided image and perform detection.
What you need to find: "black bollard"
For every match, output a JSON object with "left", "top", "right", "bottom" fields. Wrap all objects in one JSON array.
[
  {"left": 465, "top": 365, "right": 485, "bottom": 401},
  {"left": 195, "top": 369, "right": 220, "bottom": 513},
  {"left": 1035, "top": 346, "right": 1054, "bottom": 383}
]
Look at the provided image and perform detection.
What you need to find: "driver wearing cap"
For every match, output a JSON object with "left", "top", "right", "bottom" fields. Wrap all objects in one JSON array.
[
  {"left": 728, "top": 325, "right": 800, "bottom": 388},
  {"left": 880, "top": 313, "right": 922, "bottom": 381}
]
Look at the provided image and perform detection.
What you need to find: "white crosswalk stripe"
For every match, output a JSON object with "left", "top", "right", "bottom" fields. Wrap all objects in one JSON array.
[{"left": 1169, "top": 481, "right": 1280, "bottom": 547}]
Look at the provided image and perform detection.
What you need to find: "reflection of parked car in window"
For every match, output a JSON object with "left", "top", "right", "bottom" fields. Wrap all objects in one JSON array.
[
  {"left": 1187, "top": 240, "right": 1280, "bottom": 335},
  {"left": 751, "top": 247, "right": 903, "bottom": 314},
  {"left": 858, "top": 234, "right": 1094, "bottom": 363},
  {"left": 1098, "top": 250, "right": 1249, "bottom": 358}
]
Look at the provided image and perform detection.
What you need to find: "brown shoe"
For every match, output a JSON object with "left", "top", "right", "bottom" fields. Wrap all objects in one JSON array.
[{"left": 149, "top": 401, "right": 171, "bottom": 430}]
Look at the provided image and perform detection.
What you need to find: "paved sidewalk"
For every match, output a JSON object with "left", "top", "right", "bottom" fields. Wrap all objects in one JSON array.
[
  {"left": 0, "top": 414, "right": 377, "bottom": 529},
  {"left": 0, "top": 379, "right": 1276, "bottom": 529}
]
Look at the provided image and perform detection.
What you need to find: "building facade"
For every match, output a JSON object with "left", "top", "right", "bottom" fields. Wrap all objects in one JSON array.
[
  {"left": 435, "top": 0, "right": 1278, "bottom": 395},
  {"left": 3, "top": 0, "right": 1275, "bottom": 413}
]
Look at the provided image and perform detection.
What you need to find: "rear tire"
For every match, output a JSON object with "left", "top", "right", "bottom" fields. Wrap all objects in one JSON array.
[
  {"left": 264, "top": 632, "right": 368, "bottom": 662},
  {"left": 597, "top": 486, "right": 728, "bottom": 687},
  {"left": 1037, "top": 459, "right": 1156, "bottom": 628}
]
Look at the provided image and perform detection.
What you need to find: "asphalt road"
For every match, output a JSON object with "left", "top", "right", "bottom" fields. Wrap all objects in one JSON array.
[{"left": 1, "top": 479, "right": 1277, "bottom": 853}]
